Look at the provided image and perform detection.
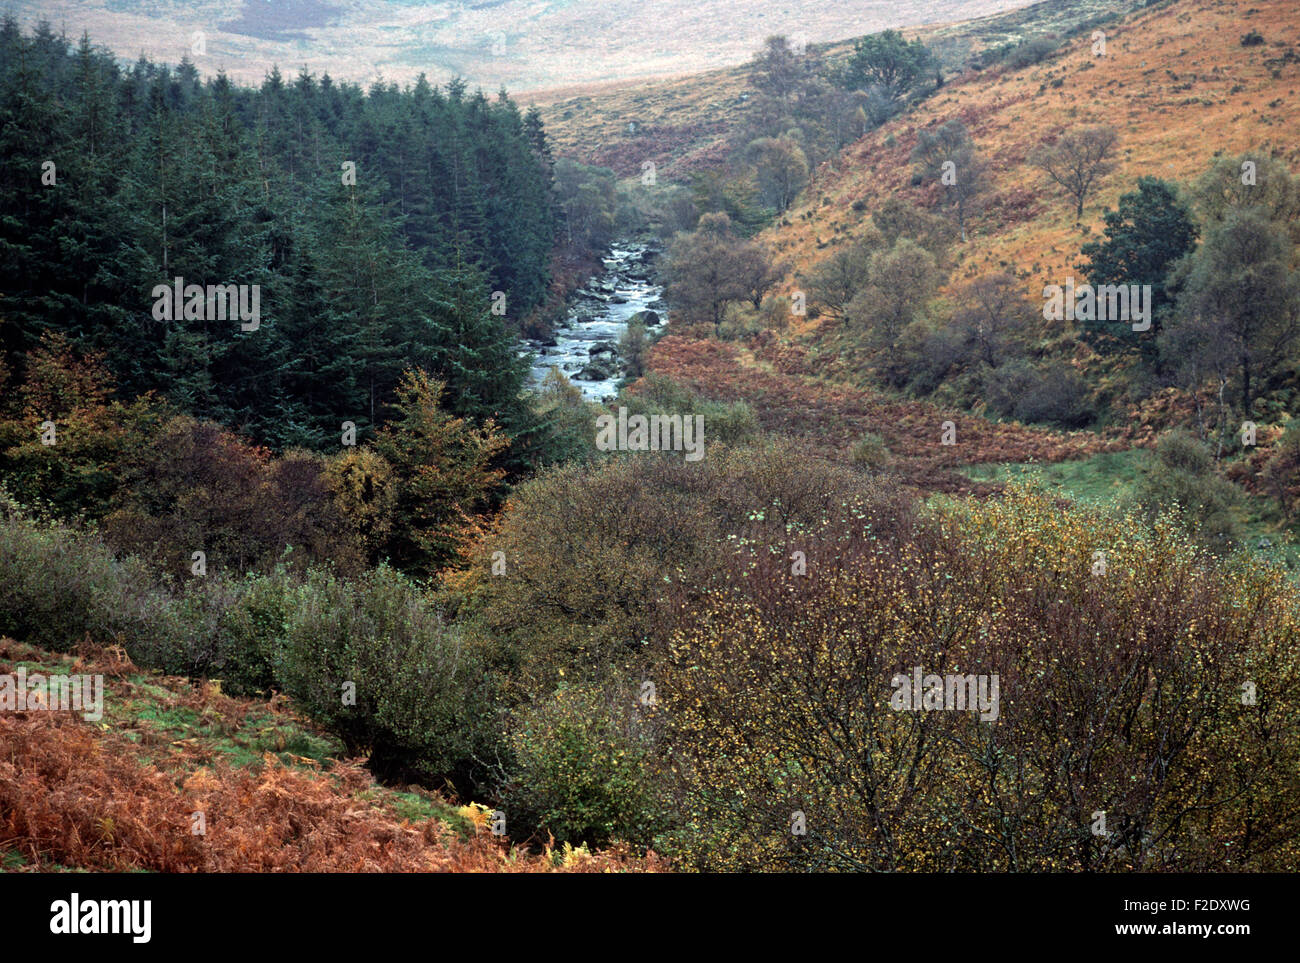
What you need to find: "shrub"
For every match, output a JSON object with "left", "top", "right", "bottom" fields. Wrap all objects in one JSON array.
[
  {"left": 983, "top": 360, "right": 1095, "bottom": 428},
  {"left": 0, "top": 499, "right": 165, "bottom": 654},
  {"left": 500, "top": 683, "right": 666, "bottom": 847},
  {"left": 1241, "top": 30, "right": 1265, "bottom": 47},
  {"left": 1013, "top": 363, "right": 1095, "bottom": 428},
  {"left": 1136, "top": 430, "right": 1242, "bottom": 550},
  {"left": 1006, "top": 36, "right": 1060, "bottom": 68},
  {"left": 850, "top": 432, "right": 892, "bottom": 469},
  {"left": 273, "top": 565, "right": 501, "bottom": 793},
  {"left": 621, "top": 375, "right": 760, "bottom": 444},
  {"left": 467, "top": 437, "right": 904, "bottom": 698},
  {"left": 663, "top": 489, "right": 1300, "bottom": 871},
  {"left": 0, "top": 496, "right": 292, "bottom": 692},
  {"left": 204, "top": 571, "right": 293, "bottom": 696},
  {"left": 103, "top": 416, "right": 363, "bottom": 579}
]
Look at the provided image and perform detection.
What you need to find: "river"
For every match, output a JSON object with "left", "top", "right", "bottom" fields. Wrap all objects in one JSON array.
[{"left": 522, "top": 240, "right": 665, "bottom": 402}]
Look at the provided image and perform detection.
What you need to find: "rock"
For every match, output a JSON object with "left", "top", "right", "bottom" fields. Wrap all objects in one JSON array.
[
  {"left": 576, "top": 359, "right": 616, "bottom": 381},
  {"left": 629, "top": 309, "right": 661, "bottom": 326},
  {"left": 589, "top": 340, "right": 619, "bottom": 357}
]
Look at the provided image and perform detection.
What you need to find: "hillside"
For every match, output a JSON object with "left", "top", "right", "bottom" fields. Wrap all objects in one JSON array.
[
  {"left": 528, "top": 0, "right": 1134, "bottom": 178},
  {"left": 10, "top": 0, "right": 1039, "bottom": 91},
  {"left": 764, "top": 0, "right": 1300, "bottom": 292},
  {"left": 0, "top": 638, "right": 656, "bottom": 872}
]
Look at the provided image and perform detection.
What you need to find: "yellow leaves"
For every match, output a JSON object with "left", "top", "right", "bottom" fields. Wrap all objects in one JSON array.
[{"left": 457, "top": 802, "right": 493, "bottom": 830}]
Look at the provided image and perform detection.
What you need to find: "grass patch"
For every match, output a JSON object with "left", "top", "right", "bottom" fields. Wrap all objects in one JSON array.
[
  {"left": 960, "top": 449, "right": 1144, "bottom": 505},
  {"left": 959, "top": 449, "right": 1300, "bottom": 573}
]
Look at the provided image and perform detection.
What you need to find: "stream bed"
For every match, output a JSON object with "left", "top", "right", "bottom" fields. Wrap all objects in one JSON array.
[{"left": 522, "top": 240, "right": 665, "bottom": 402}]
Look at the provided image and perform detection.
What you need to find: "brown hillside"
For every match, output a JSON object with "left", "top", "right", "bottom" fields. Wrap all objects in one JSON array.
[
  {"left": 767, "top": 0, "right": 1300, "bottom": 296},
  {"left": 0, "top": 639, "right": 658, "bottom": 873}
]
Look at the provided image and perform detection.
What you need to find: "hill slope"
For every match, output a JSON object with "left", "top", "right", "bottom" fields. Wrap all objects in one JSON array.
[
  {"left": 766, "top": 0, "right": 1300, "bottom": 292},
  {"left": 0, "top": 639, "right": 656, "bottom": 872},
  {"left": 12, "top": 0, "right": 1039, "bottom": 91}
]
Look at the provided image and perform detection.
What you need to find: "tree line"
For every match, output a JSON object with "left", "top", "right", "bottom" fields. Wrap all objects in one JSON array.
[{"left": 0, "top": 20, "right": 559, "bottom": 456}]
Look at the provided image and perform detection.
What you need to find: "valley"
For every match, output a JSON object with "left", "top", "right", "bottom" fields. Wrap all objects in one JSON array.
[{"left": 2, "top": 0, "right": 1300, "bottom": 887}]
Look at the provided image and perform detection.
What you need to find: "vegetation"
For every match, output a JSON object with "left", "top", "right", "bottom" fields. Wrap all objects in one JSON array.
[{"left": 4, "top": 0, "right": 1300, "bottom": 876}]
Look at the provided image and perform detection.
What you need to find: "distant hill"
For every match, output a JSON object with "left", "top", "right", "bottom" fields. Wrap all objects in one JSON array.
[
  {"left": 16, "top": 0, "right": 1040, "bottom": 90},
  {"left": 526, "top": 0, "right": 1137, "bottom": 181}
]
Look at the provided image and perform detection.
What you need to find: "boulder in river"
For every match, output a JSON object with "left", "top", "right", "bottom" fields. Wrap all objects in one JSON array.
[
  {"left": 629, "top": 309, "right": 660, "bottom": 326},
  {"left": 576, "top": 359, "right": 617, "bottom": 381}
]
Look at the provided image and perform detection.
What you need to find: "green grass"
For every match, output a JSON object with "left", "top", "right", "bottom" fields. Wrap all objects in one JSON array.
[
  {"left": 379, "top": 790, "right": 474, "bottom": 835},
  {"left": 960, "top": 449, "right": 1145, "bottom": 506},
  {"left": 959, "top": 449, "right": 1300, "bottom": 574}
]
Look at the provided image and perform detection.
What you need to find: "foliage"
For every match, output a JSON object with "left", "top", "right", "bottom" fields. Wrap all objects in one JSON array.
[
  {"left": 1081, "top": 176, "right": 1199, "bottom": 352},
  {"left": 466, "top": 436, "right": 894, "bottom": 698},
  {"left": 664, "top": 213, "right": 775, "bottom": 330},
  {"left": 0, "top": 497, "right": 162, "bottom": 653},
  {"left": 838, "top": 30, "right": 938, "bottom": 107},
  {"left": 663, "top": 489, "right": 1300, "bottom": 871},
  {"left": 104, "top": 415, "right": 364, "bottom": 578},
  {"left": 849, "top": 431, "right": 892, "bottom": 469},
  {"left": 0, "top": 22, "right": 553, "bottom": 453},
  {"left": 1135, "top": 430, "right": 1242, "bottom": 551},
  {"left": 1163, "top": 208, "right": 1300, "bottom": 417},
  {"left": 501, "top": 683, "right": 666, "bottom": 848},
  {"left": 371, "top": 369, "right": 508, "bottom": 576},
  {"left": 911, "top": 119, "right": 987, "bottom": 241},
  {"left": 272, "top": 565, "right": 502, "bottom": 792}
]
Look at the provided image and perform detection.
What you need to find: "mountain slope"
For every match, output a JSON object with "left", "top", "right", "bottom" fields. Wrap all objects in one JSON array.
[
  {"left": 765, "top": 0, "right": 1300, "bottom": 293},
  {"left": 14, "top": 0, "right": 1040, "bottom": 91}
]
